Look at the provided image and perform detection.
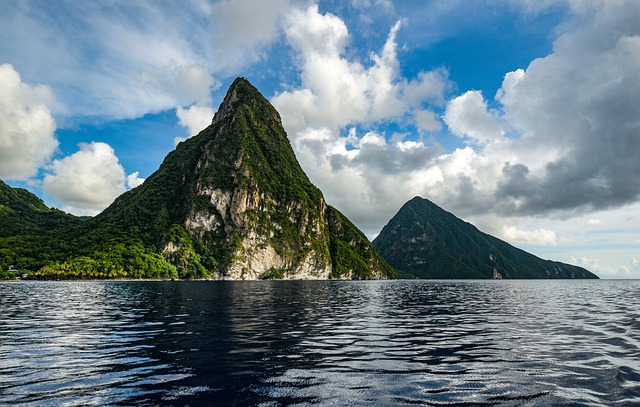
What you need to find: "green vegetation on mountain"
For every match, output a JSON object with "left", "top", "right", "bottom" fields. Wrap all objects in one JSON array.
[
  {"left": 373, "top": 196, "right": 598, "bottom": 279},
  {"left": 0, "top": 180, "right": 83, "bottom": 238},
  {"left": 0, "top": 181, "right": 87, "bottom": 279},
  {"left": 327, "top": 206, "right": 395, "bottom": 279},
  {"left": 1, "top": 78, "right": 394, "bottom": 280}
]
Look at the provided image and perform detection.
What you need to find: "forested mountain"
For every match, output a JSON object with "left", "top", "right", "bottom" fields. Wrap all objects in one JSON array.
[
  {"left": 1, "top": 78, "right": 394, "bottom": 280},
  {"left": 0, "top": 180, "right": 82, "bottom": 238},
  {"left": 373, "top": 197, "right": 598, "bottom": 279},
  {"left": 1, "top": 181, "right": 84, "bottom": 277}
]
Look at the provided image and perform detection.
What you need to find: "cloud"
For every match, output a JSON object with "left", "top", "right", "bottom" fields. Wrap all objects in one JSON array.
[
  {"left": 273, "top": 6, "right": 450, "bottom": 134},
  {"left": 141, "top": 62, "right": 216, "bottom": 107},
  {"left": 489, "top": 0, "right": 640, "bottom": 215},
  {"left": 416, "top": 0, "right": 640, "bottom": 223},
  {"left": 414, "top": 109, "right": 442, "bottom": 133},
  {"left": 444, "top": 90, "right": 504, "bottom": 144},
  {"left": 570, "top": 255, "right": 640, "bottom": 279},
  {"left": 0, "top": 2, "right": 216, "bottom": 120},
  {"left": 266, "top": 1, "right": 640, "bottom": 248},
  {"left": 501, "top": 225, "right": 557, "bottom": 246},
  {"left": 42, "top": 142, "right": 136, "bottom": 215},
  {"left": 175, "top": 103, "right": 216, "bottom": 144},
  {"left": 403, "top": 70, "right": 450, "bottom": 107},
  {"left": 508, "top": 0, "right": 565, "bottom": 15},
  {"left": 209, "top": 0, "right": 294, "bottom": 73},
  {"left": 570, "top": 256, "right": 613, "bottom": 276},
  {"left": 270, "top": 5, "right": 451, "bottom": 233},
  {"left": 126, "top": 172, "right": 145, "bottom": 189},
  {"left": 0, "top": 64, "right": 58, "bottom": 181},
  {"left": 0, "top": 64, "right": 141, "bottom": 212}
]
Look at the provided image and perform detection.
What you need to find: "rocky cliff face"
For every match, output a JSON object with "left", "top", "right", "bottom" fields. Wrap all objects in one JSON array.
[
  {"left": 181, "top": 185, "right": 331, "bottom": 280},
  {"left": 94, "top": 78, "right": 394, "bottom": 280},
  {"left": 373, "top": 196, "right": 597, "bottom": 279}
]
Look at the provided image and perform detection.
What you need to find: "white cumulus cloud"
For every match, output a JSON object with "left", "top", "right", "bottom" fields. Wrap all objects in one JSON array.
[
  {"left": 42, "top": 142, "right": 136, "bottom": 215},
  {"left": 270, "top": 5, "right": 451, "bottom": 233},
  {"left": 444, "top": 90, "right": 504, "bottom": 144},
  {"left": 175, "top": 103, "right": 216, "bottom": 144},
  {"left": 501, "top": 225, "right": 557, "bottom": 246},
  {"left": 126, "top": 172, "right": 145, "bottom": 189},
  {"left": 0, "top": 64, "right": 58, "bottom": 181},
  {"left": 273, "top": 6, "right": 450, "bottom": 134}
]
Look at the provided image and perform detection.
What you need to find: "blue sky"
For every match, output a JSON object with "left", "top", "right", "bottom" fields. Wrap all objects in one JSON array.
[{"left": 1, "top": 0, "right": 639, "bottom": 278}]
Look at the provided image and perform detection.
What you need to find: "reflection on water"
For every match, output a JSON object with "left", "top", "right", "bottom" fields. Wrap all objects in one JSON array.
[{"left": 1, "top": 280, "right": 640, "bottom": 406}]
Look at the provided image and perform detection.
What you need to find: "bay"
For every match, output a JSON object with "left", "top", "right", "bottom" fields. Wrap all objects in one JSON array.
[{"left": 1, "top": 280, "right": 639, "bottom": 406}]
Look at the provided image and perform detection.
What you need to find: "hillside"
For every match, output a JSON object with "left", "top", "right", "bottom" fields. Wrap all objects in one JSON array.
[
  {"left": 0, "top": 181, "right": 84, "bottom": 277},
  {"left": 0, "top": 180, "right": 82, "bottom": 238},
  {"left": 373, "top": 196, "right": 597, "bottom": 279}
]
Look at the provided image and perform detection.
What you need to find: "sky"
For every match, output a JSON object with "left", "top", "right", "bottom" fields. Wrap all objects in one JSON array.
[{"left": 1, "top": 0, "right": 639, "bottom": 279}]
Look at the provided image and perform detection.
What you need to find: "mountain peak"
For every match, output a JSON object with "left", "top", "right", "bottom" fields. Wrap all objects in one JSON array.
[
  {"left": 212, "top": 77, "right": 282, "bottom": 128},
  {"left": 82, "top": 78, "right": 395, "bottom": 280},
  {"left": 374, "top": 197, "right": 597, "bottom": 279},
  {"left": 407, "top": 196, "right": 439, "bottom": 208}
]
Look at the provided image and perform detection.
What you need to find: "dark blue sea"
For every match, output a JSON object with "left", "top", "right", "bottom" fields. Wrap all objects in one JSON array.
[{"left": 1, "top": 280, "right": 639, "bottom": 406}]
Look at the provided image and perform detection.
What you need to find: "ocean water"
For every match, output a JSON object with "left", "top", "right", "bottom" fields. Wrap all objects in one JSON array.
[{"left": 1, "top": 280, "right": 639, "bottom": 406}]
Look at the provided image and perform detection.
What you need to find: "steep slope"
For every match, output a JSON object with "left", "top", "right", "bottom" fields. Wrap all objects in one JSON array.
[
  {"left": 373, "top": 197, "right": 597, "bottom": 279},
  {"left": 0, "top": 180, "right": 82, "bottom": 237},
  {"left": 59, "top": 78, "right": 394, "bottom": 280},
  {"left": 0, "top": 181, "right": 85, "bottom": 277}
]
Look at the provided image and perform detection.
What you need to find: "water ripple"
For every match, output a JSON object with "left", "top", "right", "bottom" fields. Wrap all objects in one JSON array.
[{"left": 1, "top": 280, "right": 640, "bottom": 405}]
